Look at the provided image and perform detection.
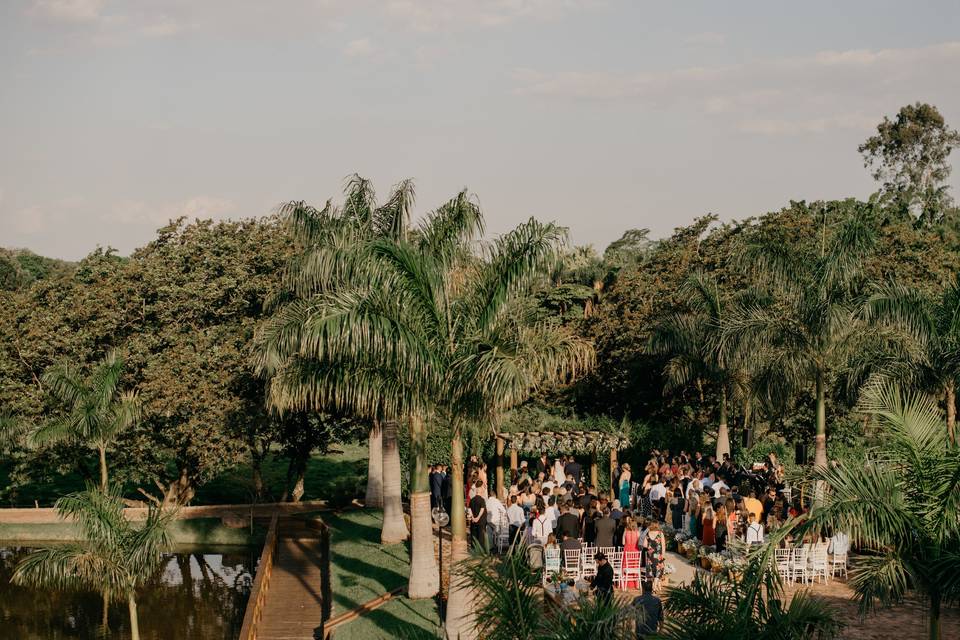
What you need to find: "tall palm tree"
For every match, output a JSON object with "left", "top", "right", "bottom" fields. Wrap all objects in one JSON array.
[
  {"left": 806, "top": 381, "right": 960, "bottom": 640},
  {"left": 12, "top": 489, "right": 177, "bottom": 640},
  {"left": 660, "top": 537, "right": 843, "bottom": 639},
  {"left": 649, "top": 272, "right": 752, "bottom": 459},
  {"left": 34, "top": 351, "right": 141, "bottom": 492},
  {"left": 864, "top": 274, "right": 960, "bottom": 443},
  {"left": 258, "top": 192, "right": 592, "bottom": 620},
  {"left": 722, "top": 208, "right": 876, "bottom": 485},
  {"left": 268, "top": 174, "right": 415, "bottom": 541}
]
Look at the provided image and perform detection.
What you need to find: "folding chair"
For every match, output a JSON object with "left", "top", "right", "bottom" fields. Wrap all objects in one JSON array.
[
  {"left": 580, "top": 550, "right": 597, "bottom": 580},
  {"left": 791, "top": 546, "right": 809, "bottom": 584},
  {"left": 774, "top": 548, "right": 793, "bottom": 582},
  {"left": 621, "top": 550, "right": 642, "bottom": 589},
  {"left": 809, "top": 546, "right": 829, "bottom": 584},
  {"left": 563, "top": 549, "right": 581, "bottom": 580},
  {"left": 543, "top": 547, "right": 561, "bottom": 584},
  {"left": 608, "top": 551, "right": 624, "bottom": 588}
]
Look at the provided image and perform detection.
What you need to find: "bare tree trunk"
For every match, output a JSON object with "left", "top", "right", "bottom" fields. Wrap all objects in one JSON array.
[
  {"left": 445, "top": 432, "right": 475, "bottom": 639},
  {"left": 252, "top": 459, "right": 264, "bottom": 501},
  {"left": 128, "top": 595, "right": 140, "bottom": 640},
  {"left": 101, "top": 589, "right": 109, "bottom": 631},
  {"left": 407, "top": 415, "right": 439, "bottom": 599},
  {"left": 290, "top": 457, "right": 306, "bottom": 503},
  {"left": 715, "top": 388, "right": 730, "bottom": 460},
  {"left": 814, "top": 373, "right": 828, "bottom": 506},
  {"left": 380, "top": 421, "right": 408, "bottom": 543},
  {"left": 98, "top": 446, "right": 108, "bottom": 493},
  {"left": 365, "top": 421, "right": 384, "bottom": 508},
  {"left": 743, "top": 396, "right": 753, "bottom": 449}
]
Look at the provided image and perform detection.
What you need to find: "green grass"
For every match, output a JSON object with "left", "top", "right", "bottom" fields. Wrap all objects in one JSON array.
[
  {"left": 324, "top": 509, "right": 441, "bottom": 639},
  {"left": 1, "top": 444, "right": 370, "bottom": 507},
  {"left": 0, "top": 517, "right": 264, "bottom": 546}
]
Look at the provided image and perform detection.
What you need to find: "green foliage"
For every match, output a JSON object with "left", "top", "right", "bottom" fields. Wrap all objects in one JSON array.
[{"left": 734, "top": 440, "right": 796, "bottom": 473}]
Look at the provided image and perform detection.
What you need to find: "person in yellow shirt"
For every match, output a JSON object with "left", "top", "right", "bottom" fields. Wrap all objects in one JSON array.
[{"left": 742, "top": 489, "right": 764, "bottom": 523}]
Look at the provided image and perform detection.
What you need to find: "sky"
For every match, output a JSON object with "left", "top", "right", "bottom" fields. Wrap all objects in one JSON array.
[{"left": 1, "top": 0, "right": 959, "bottom": 260}]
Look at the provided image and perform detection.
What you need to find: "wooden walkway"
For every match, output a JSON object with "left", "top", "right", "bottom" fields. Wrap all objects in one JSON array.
[{"left": 241, "top": 515, "right": 331, "bottom": 640}]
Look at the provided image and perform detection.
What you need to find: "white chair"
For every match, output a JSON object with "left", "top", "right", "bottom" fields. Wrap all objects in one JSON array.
[
  {"left": 808, "top": 546, "right": 829, "bottom": 584},
  {"left": 774, "top": 548, "right": 793, "bottom": 582},
  {"left": 580, "top": 550, "right": 597, "bottom": 579},
  {"left": 607, "top": 551, "right": 624, "bottom": 588},
  {"left": 599, "top": 546, "right": 616, "bottom": 557},
  {"left": 621, "top": 551, "right": 642, "bottom": 589},
  {"left": 543, "top": 547, "right": 561, "bottom": 583},
  {"left": 830, "top": 551, "right": 848, "bottom": 578},
  {"left": 791, "top": 547, "right": 809, "bottom": 584},
  {"left": 496, "top": 514, "right": 511, "bottom": 553},
  {"left": 563, "top": 549, "right": 581, "bottom": 580}
]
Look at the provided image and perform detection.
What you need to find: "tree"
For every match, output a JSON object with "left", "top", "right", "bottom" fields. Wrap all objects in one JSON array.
[
  {"left": 660, "top": 539, "right": 842, "bottom": 639},
  {"left": 806, "top": 382, "right": 960, "bottom": 640},
  {"left": 865, "top": 274, "right": 960, "bottom": 443},
  {"left": 12, "top": 489, "right": 177, "bottom": 640},
  {"left": 860, "top": 103, "right": 960, "bottom": 226},
  {"left": 722, "top": 202, "right": 877, "bottom": 490},
  {"left": 34, "top": 351, "right": 141, "bottom": 492}
]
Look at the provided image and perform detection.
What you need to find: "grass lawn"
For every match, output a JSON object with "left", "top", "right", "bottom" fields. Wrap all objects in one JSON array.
[
  {"left": 324, "top": 509, "right": 440, "bottom": 639},
  {"left": 1, "top": 443, "right": 370, "bottom": 507},
  {"left": 0, "top": 517, "right": 264, "bottom": 545}
]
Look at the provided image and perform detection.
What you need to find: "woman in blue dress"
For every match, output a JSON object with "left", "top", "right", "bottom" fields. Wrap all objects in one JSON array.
[{"left": 618, "top": 463, "right": 632, "bottom": 509}]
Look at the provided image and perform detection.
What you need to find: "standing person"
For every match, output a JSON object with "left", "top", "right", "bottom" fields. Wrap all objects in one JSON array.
[
  {"left": 556, "top": 502, "right": 580, "bottom": 540},
  {"left": 714, "top": 504, "right": 728, "bottom": 552},
  {"left": 669, "top": 478, "right": 684, "bottom": 530},
  {"left": 478, "top": 462, "right": 489, "bottom": 498},
  {"left": 632, "top": 581, "right": 663, "bottom": 639},
  {"left": 441, "top": 465, "right": 453, "bottom": 516},
  {"left": 536, "top": 453, "right": 550, "bottom": 477},
  {"left": 469, "top": 481, "right": 487, "bottom": 549},
  {"left": 429, "top": 465, "right": 443, "bottom": 510},
  {"left": 648, "top": 476, "right": 667, "bottom": 522},
  {"left": 643, "top": 521, "right": 665, "bottom": 592},
  {"left": 746, "top": 512, "right": 765, "bottom": 545},
  {"left": 701, "top": 504, "right": 716, "bottom": 546},
  {"left": 618, "top": 463, "right": 633, "bottom": 509},
  {"left": 486, "top": 490, "right": 507, "bottom": 546},
  {"left": 590, "top": 553, "right": 614, "bottom": 606},
  {"left": 595, "top": 508, "right": 617, "bottom": 549},
  {"left": 529, "top": 508, "right": 553, "bottom": 545},
  {"left": 506, "top": 494, "right": 525, "bottom": 545},
  {"left": 622, "top": 517, "right": 641, "bottom": 589},
  {"left": 553, "top": 457, "right": 566, "bottom": 485}
]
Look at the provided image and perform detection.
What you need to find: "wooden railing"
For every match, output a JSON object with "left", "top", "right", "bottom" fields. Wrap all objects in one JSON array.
[
  {"left": 305, "top": 515, "right": 333, "bottom": 627},
  {"left": 238, "top": 511, "right": 279, "bottom": 640}
]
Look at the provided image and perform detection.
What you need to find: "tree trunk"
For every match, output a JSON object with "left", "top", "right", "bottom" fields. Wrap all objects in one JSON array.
[
  {"left": 946, "top": 380, "right": 956, "bottom": 445},
  {"left": 814, "top": 373, "right": 828, "bottom": 506},
  {"left": 743, "top": 396, "right": 753, "bottom": 449},
  {"left": 380, "top": 421, "right": 408, "bottom": 544},
  {"left": 715, "top": 388, "right": 730, "bottom": 461},
  {"left": 291, "top": 467, "right": 305, "bottom": 503},
  {"left": 365, "top": 421, "right": 384, "bottom": 508},
  {"left": 495, "top": 435, "right": 505, "bottom": 499},
  {"left": 445, "top": 432, "right": 475, "bottom": 639},
  {"left": 590, "top": 452, "right": 598, "bottom": 488},
  {"left": 251, "top": 459, "right": 264, "bottom": 501},
  {"left": 407, "top": 415, "right": 439, "bottom": 599},
  {"left": 128, "top": 595, "right": 140, "bottom": 640},
  {"left": 98, "top": 446, "right": 108, "bottom": 493},
  {"left": 164, "top": 468, "right": 194, "bottom": 506},
  {"left": 929, "top": 593, "right": 941, "bottom": 640},
  {"left": 101, "top": 589, "right": 109, "bottom": 631}
]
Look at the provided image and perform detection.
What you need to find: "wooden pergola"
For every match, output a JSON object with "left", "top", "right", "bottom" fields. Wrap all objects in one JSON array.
[{"left": 493, "top": 430, "right": 630, "bottom": 498}]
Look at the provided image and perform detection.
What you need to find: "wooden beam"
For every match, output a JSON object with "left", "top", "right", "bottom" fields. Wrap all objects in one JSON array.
[
  {"left": 609, "top": 447, "right": 618, "bottom": 500},
  {"left": 496, "top": 435, "right": 505, "bottom": 498},
  {"left": 590, "top": 451, "right": 598, "bottom": 489}
]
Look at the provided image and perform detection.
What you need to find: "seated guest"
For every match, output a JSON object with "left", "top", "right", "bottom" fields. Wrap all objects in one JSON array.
[
  {"left": 633, "top": 580, "right": 663, "bottom": 639},
  {"left": 610, "top": 499, "right": 623, "bottom": 521},
  {"left": 560, "top": 531, "right": 581, "bottom": 554}
]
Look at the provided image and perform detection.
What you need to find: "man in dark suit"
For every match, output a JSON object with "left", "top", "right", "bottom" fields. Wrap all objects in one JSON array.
[
  {"left": 632, "top": 580, "right": 663, "bottom": 639},
  {"left": 556, "top": 502, "right": 580, "bottom": 540},
  {"left": 441, "top": 465, "right": 453, "bottom": 516},
  {"left": 594, "top": 508, "right": 617, "bottom": 548},
  {"left": 590, "top": 553, "right": 614, "bottom": 606},
  {"left": 564, "top": 456, "right": 582, "bottom": 484},
  {"left": 429, "top": 465, "right": 443, "bottom": 509}
]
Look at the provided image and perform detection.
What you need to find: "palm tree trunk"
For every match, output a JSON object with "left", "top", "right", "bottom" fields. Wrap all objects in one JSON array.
[
  {"left": 946, "top": 380, "right": 956, "bottom": 445},
  {"left": 98, "top": 446, "right": 108, "bottom": 493},
  {"left": 445, "top": 432, "right": 475, "bottom": 639},
  {"left": 380, "top": 421, "right": 408, "bottom": 544},
  {"left": 407, "top": 415, "right": 439, "bottom": 599},
  {"left": 814, "top": 372, "right": 828, "bottom": 506},
  {"left": 929, "top": 593, "right": 941, "bottom": 640},
  {"left": 743, "top": 396, "right": 753, "bottom": 449},
  {"left": 128, "top": 594, "right": 140, "bottom": 640},
  {"left": 715, "top": 388, "right": 730, "bottom": 460},
  {"left": 365, "top": 421, "right": 384, "bottom": 508},
  {"left": 101, "top": 589, "right": 109, "bottom": 630}
]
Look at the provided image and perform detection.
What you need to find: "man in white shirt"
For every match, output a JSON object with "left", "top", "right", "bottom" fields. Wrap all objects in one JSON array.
[
  {"left": 745, "top": 512, "right": 764, "bottom": 544},
  {"left": 506, "top": 495, "right": 526, "bottom": 544},
  {"left": 712, "top": 477, "right": 729, "bottom": 498},
  {"left": 547, "top": 496, "right": 561, "bottom": 528},
  {"left": 486, "top": 493, "right": 507, "bottom": 536},
  {"left": 529, "top": 509, "right": 553, "bottom": 545},
  {"left": 701, "top": 472, "right": 714, "bottom": 491},
  {"left": 648, "top": 479, "right": 667, "bottom": 504}
]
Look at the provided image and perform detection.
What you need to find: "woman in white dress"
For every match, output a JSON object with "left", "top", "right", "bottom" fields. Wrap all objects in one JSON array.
[{"left": 553, "top": 457, "right": 566, "bottom": 485}]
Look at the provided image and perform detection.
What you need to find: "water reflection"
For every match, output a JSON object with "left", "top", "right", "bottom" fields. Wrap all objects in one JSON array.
[{"left": 0, "top": 545, "right": 258, "bottom": 640}]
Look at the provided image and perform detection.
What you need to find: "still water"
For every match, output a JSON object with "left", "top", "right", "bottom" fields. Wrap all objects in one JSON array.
[{"left": 0, "top": 545, "right": 258, "bottom": 639}]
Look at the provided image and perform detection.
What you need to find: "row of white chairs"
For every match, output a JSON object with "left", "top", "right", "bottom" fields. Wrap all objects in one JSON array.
[
  {"left": 773, "top": 541, "right": 847, "bottom": 584},
  {"left": 544, "top": 547, "right": 644, "bottom": 589}
]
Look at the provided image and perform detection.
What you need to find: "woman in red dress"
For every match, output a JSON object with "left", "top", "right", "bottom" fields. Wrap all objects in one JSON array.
[
  {"left": 700, "top": 505, "right": 716, "bottom": 546},
  {"left": 622, "top": 517, "right": 641, "bottom": 589}
]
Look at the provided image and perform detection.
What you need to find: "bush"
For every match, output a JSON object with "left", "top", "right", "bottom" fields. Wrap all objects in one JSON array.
[
  {"left": 327, "top": 476, "right": 362, "bottom": 509},
  {"left": 734, "top": 439, "right": 796, "bottom": 473}
]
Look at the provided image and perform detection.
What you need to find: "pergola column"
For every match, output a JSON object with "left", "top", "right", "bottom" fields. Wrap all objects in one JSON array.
[
  {"left": 509, "top": 443, "right": 518, "bottom": 482},
  {"left": 495, "top": 435, "right": 505, "bottom": 498},
  {"left": 590, "top": 450, "right": 598, "bottom": 489}
]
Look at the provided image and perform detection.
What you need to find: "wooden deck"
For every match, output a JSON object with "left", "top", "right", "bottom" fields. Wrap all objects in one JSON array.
[{"left": 241, "top": 515, "right": 331, "bottom": 640}]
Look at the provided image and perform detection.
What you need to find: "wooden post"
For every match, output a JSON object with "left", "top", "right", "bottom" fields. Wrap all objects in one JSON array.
[
  {"left": 496, "top": 435, "right": 505, "bottom": 498},
  {"left": 609, "top": 447, "right": 618, "bottom": 500},
  {"left": 590, "top": 451, "right": 598, "bottom": 490},
  {"left": 509, "top": 443, "right": 518, "bottom": 484}
]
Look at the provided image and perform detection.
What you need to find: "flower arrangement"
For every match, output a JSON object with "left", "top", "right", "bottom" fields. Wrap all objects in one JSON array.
[
  {"left": 663, "top": 562, "right": 676, "bottom": 576},
  {"left": 697, "top": 544, "right": 716, "bottom": 569},
  {"left": 680, "top": 539, "right": 701, "bottom": 559},
  {"left": 707, "top": 553, "right": 726, "bottom": 573}
]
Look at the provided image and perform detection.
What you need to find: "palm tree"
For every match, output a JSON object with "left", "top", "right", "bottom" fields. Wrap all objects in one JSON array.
[
  {"left": 659, "top": 539, "right": 843, "bottom": 639},
  {"left": 35, "top": 351, "right": 141, "bottom": 492},
  {"left": 864, "top": 274, "right": 960, "bottom": 443},
  {"left": 267, "top": 174, "right": 415, "bottom": 542},
  {"left": 649, "top": 272, "right": 753, "bottom": 460},
  {"left": 805, "top": 381, "right": 960, "bottom": 640},
  {"left": 258, "top": 191, "right": 592, "bottom": 622},
  {"left": 12, "top": 489, "right": 177, "bottom": 640},
  {"left": 461, "top": 544, "right": 635, "bottom": 640},
  {"left": 722, "top": 207, "right": 876, "bottom": 485}
]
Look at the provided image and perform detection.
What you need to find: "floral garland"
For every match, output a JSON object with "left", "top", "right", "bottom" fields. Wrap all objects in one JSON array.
[{"left": 505, "top": 430, "right": 630, "bottom": 454}]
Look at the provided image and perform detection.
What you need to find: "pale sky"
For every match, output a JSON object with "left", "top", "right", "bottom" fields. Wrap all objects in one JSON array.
[{"left": 2, "top": 0, "right": 959, "bottom": 260}]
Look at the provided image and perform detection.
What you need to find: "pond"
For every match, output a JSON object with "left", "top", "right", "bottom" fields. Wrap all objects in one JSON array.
[{"left": 0, "top": 544, "right": 258, "bottom": 639}]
